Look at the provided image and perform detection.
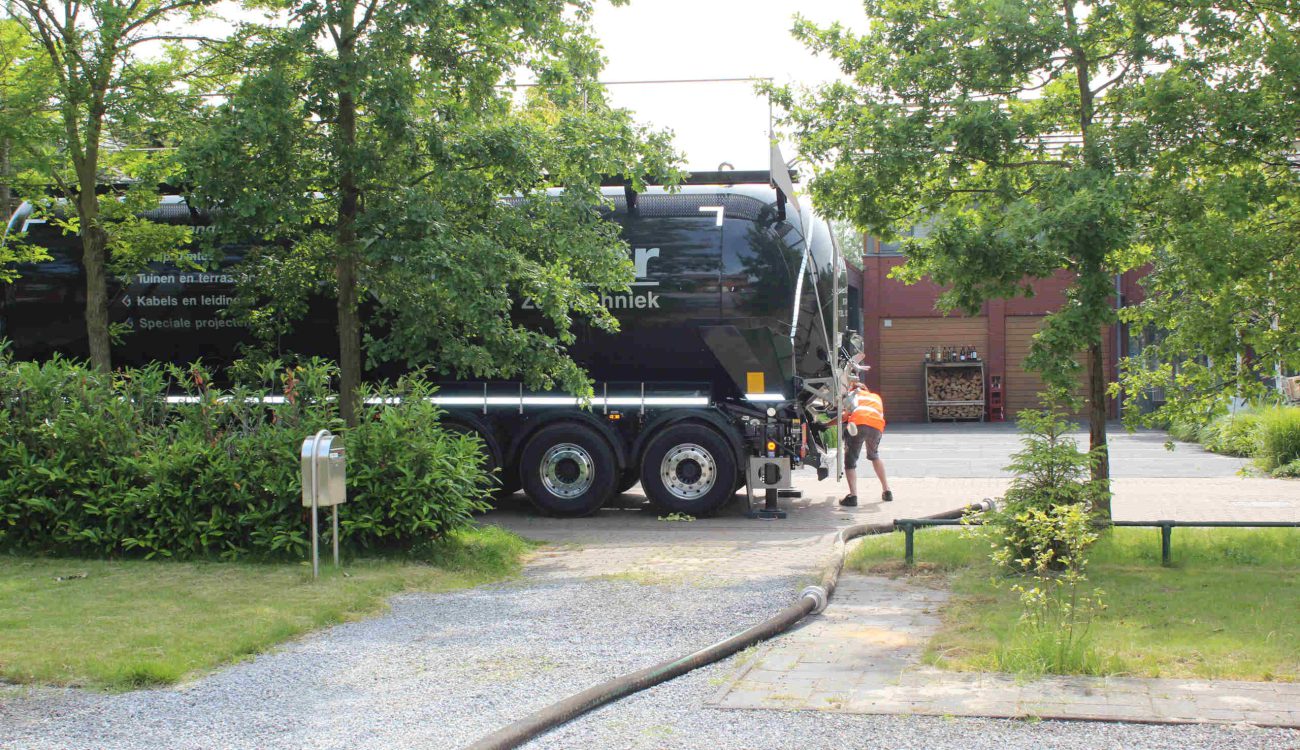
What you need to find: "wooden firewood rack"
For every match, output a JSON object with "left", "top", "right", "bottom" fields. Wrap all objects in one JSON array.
[{"left": 924, "top": 361, "right": 986, "bottom": 422}]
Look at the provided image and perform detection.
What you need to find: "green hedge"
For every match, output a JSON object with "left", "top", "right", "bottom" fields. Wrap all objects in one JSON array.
[
  {"left": 1169, "top": 403, "right": 1300, "bottom": 477},
  {"left": 1257, "top": 406, "right": 1300, "bottom": 473},
  {"left": 1200, "top": 411, "right": 1262, "bottom": 457},
  {"left": 0, "top": 352, "right": 491, "bottom": 559}
]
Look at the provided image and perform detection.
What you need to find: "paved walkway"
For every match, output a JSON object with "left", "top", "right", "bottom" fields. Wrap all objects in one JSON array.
[
  {"left": 487, "top": 471, "right": 1300, "bottom": 590},
  {"left": 487, "top": 424, "right": 1298, "bottom": 547},
  {"left": 710, "top": 574, "right": 1300, "bottom": 727},
  {"left": 486, "top": 469, "right": 1300, "bottom": 577},
  {"left": 482, "top": 423, "right": 1300, "bottom": 731}
]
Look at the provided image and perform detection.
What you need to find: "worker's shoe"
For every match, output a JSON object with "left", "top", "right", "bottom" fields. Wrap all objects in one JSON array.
[
  {"left": 882, "top": 490, "right": 894, "bottom": 503},
  {"left": 839, "top": 494, "right": 858, "bottom": 507}
]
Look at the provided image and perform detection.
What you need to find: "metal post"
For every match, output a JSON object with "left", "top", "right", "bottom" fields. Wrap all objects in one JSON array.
[
  {"left": 748, "top": 484, "right": 788, "bottom": 520},
  {"left": 830, "top": 213, "right": 844, "bottom": 483},
  {"left": 903, "top": 522, "right": 915, "bottom": 566},
  {"left": 310, "top": 481, "right": 319, "bottom": 579},
  {"left": 303, "top": 429, "right": 344, "bottom": 579},
  {"left": 761, "top": 487, "right": 786, "bottom": 518},
  {"left": 332, "top": 505, "right": 340, "bottom": 568},
  {"left": 1160, "top": 521, "right": 1173, "bottom": 566},
  {"left": 309, "top": 430, "right": 328, "bottom": 579}
]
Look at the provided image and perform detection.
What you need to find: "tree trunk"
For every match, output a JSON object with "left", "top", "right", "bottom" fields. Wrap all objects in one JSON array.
[
  {"left": 0, "top": 140, "right": 11, "bottom": 218},
  {"left": 336, "top": 253, "right": 361, "bottom": 427},
  {"left": 78, "top": 183, "right": 112, "bottom": 372},
  {"left": 335, "top": 2, "right": 362, "bottom": 428},
  {"left": 1088, "top": 339, "right": 1111, "bottom": 518},
  {"left": 1064, "top": 1, "right": 1111, "bottom": 516}
]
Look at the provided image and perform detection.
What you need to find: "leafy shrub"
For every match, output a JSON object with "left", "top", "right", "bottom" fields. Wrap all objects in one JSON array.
[
  {"left": 989, "top": 501, "right": 1104, "bottom": 675},
  {"left": 0, "top": 355, "right": 169, "bottom": 553},
  {"left": 344, "top": 378, "right": 492, "bottom": 555},
  {"left": 977, "top": 408, "right": 1104, "bottom": 675},
  {"left": 1256, "top": 406, "right": 1300, "bottom": 473},
  {"left": 1167, "top": 419, "right": 1204, "bottom": 445},
  {"left": 0, "top": 349, "right": 490, "bottom": 559},
  {"left": 983, "top": 408, "right": 1103, "bottom": 568},
  {"left": 1200, "top": 411, "right": 1261, "bottom": 457},
  {"left": 1271, "top": 459, "right": 1300, "bottom": 478}
]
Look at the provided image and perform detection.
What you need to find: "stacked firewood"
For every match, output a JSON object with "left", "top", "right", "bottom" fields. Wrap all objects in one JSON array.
[
  {"left": 927, "top": 369, "right": 983, "bottom": 401},
  {"left": 927, "top": 368, "right": 984, "bottom": 420},
  {"left": 929, "top": 404, "right": 984, "bottom": 420}
]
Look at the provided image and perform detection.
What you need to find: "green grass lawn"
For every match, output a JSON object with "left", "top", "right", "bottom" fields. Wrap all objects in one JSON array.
[
  {"left": 848, "top": 526, "right": 1300, "bottom": 682},
  {"left": 0, "top": 525, "right": 531, "bottom": 690}
]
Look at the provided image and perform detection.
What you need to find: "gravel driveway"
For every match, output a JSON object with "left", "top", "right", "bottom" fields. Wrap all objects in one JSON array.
[
  {"left": 4, "top": 424, "right": 1296, "bottom": 750},
  {"left": 2, "top": 569, "right": 1296, "bottom": 750}
]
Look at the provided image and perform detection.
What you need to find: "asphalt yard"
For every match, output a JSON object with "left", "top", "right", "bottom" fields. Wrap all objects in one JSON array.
[{"left": 877, "top": 422, "right": 1250, "bottom": 478}]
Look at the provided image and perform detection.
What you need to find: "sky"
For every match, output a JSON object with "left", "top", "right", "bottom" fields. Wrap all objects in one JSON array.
[
  {"left": 585, "top": 0, "right": 868, "bottom": 171},
  {"left": 179, "top": 0, "right": 870, "bottom": 171}
]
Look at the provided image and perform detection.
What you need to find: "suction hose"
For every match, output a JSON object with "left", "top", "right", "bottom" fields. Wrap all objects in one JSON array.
[{"left": 462, "top": 499, "right": 995, "bottom": 750}]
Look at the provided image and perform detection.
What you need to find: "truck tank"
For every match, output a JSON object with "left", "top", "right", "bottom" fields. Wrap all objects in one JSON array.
[
  {"left": 1, "top": 197, "right": 261, "bottom": 371},
  {"left": 3, "top": 180, "right": 850, "bottom": 402},
  {"left": 560, "top": 181, "right": 845, "bottom": 402},
  {"left": 3, "top": 176, "right": 858, "bottom": 517}
]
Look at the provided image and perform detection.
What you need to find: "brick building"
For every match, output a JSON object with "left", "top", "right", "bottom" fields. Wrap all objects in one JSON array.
[{"left": 854, "top": 243, "right": 1147, "bottom": 423}]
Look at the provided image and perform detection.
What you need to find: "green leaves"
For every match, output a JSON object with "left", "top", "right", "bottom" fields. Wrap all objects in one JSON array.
[
  {"left": 7, "top": 0, "right": 226, "bottom": 369},
  {"left": 981, "top": 408, "right": 1105, "bottom": 674},
  {"left": 1104, "top": 1, "right": 1300, "bottom": 428},
  {"left": 780, "top": 0, "right": 1300, "bottom": 493},
  {"left": 0, "top": 350, "right": 491, "bottom": 560},
  {"left": 183, "top": 0, "right": 682, "bottom": 406}
]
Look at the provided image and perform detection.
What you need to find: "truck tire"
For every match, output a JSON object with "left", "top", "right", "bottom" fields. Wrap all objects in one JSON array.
[
  {"left": 494, "top": 470, "right": 522, "bottom": 501},
  {"left": 443, "top": 422, "right": 513, "bottom": 503},
  {"left": 616, "top": 468, "right": 639, "bottom": 495},
  {"left": 640, "top": 423, "right": 738, "bottom": 516},
  {"left": 520, "top": 423, "right": 617, "bottom": 516}
]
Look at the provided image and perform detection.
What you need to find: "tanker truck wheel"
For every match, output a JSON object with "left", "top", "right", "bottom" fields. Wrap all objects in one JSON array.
[
  {"left": 520, "top": 423, "right": 617, "bottom": 517},
  {"left": 640, "top": 423, "right": 738, "bottom": 517},
  {"left": 442, "top": 422, "right": 514, "bottom": 504},
  {"left": 616, "top": 468, "right": 639, "bottom": 495}
]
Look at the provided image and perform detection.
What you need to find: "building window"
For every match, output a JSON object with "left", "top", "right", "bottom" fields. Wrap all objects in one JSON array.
[{"left": 870, "top": 220, "right": 933, "bottom": 256}]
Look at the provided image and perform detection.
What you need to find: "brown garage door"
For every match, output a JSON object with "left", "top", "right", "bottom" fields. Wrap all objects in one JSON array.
[
  {"left": 1004, "top": 316, "right": 1111, "bottom": 418},
  {"left": 879, "top": 317, "right": 988, "bottom": 422}
]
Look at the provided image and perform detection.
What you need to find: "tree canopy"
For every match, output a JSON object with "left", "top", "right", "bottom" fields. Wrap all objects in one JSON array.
[
  {"left": 1115, "top": 2, "right": 1300, "bottom": 426},
  {"left": 182, "top": 0, "right": 680, "bottom": 425},
  {"left": 771, "top": 0, "right": 1299, "bottom": 511},
  {"left": 6, "top": 0, "right": 221, "bottom": 369},
  {"left": 0, "top": 18, "right": 55, "bottom": 215}
]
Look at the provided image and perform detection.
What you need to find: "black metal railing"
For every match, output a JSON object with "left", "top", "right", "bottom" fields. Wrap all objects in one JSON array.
[{"left": 892, "top": 518, "right": 1300, "bottom": 567}]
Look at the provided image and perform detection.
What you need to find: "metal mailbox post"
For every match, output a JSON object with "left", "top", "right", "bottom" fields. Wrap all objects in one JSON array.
[{"left": 301, "top": 430, "right": 347, "bottom": 578}]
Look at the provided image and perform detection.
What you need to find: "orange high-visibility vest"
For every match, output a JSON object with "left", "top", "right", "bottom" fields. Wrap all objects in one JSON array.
[{"left": 849, "top": 387, "right": 886, "bottom": 431}]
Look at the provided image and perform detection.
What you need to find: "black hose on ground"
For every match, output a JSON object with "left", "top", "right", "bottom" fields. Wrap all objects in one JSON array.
[{"left": 462, "top": 499, "right": 996, "bottom": 750}]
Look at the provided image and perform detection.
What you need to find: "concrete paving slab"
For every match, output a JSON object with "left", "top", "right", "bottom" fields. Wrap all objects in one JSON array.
[
  {"left": 708, "top": 573, "right": 1300, "bottom": 728},
  {"left": 484, "top": 425, "right": 1297, "bottom": 566},
  {"left": 476, "top": 422, "right": 1298, "bottom": 734}
]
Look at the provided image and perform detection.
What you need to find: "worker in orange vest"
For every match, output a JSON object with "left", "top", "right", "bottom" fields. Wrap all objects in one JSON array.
[{"left": 835, "top": 369, "right": 892, "bottom": 507}]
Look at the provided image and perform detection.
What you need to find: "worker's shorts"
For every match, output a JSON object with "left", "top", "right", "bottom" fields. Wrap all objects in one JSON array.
[{"left": 844, "top": 426, "right": 883, "bottom": 469}]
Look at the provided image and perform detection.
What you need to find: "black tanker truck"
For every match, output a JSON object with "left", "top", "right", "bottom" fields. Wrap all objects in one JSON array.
[{"left": 2, "top": 172, "right": 861, "bottom": 517}]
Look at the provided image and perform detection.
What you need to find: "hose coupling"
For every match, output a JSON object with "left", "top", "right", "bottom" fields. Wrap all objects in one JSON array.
[
  {"left": 977, "top": 497, "right": 997, "bottom": 512},
  {"left": 800, "top": 585, "right": 829, "bottom": 614}
]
